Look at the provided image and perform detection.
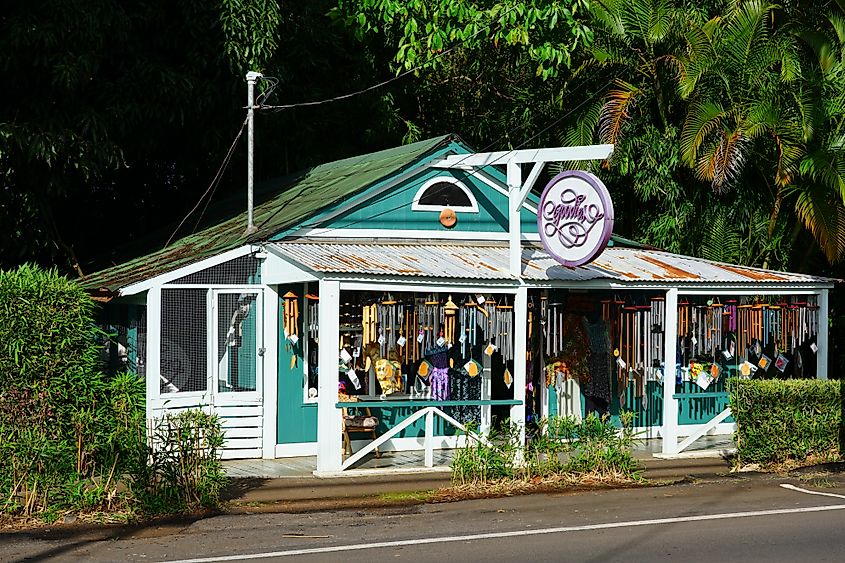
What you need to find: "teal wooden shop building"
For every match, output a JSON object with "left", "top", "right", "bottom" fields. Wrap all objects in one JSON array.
[{"left": 82, "top": 135, "right": 834, "bottom": 474}]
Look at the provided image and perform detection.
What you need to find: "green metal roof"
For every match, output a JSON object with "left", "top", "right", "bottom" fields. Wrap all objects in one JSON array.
[{"left": 81, "top": 135, "right": 454, "bottom": 294}]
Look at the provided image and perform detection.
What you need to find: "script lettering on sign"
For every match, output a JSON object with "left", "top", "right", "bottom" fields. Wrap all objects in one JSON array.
[{"left": 537, "top": 171, "right": 614, "bottom": 267}]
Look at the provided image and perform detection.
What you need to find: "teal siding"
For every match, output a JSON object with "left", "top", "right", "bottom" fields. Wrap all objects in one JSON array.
[
  {"left": 276, "top": 288, "right": 317, "bottom": 444},
  {"left": 323, "top": 167, "right": 510, "bottom": 233}
]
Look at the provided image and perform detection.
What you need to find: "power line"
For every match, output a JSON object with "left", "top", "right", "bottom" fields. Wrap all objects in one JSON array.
[
  {"left": 163, "top": 116, "right": 248, "bottom": 249},
  {"left": 260, "top": 77, "right": 614, "bottom": 236},
  {"left": 257, "top": 5, "right": 519, "bottom": 112}
]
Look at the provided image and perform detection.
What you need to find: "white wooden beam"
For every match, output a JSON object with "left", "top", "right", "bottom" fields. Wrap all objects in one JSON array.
[
  {"left": 517, "top": 162, "right": 545, "bottom": 207},
  {"left": 261, "top": 284, "right": 279, "bottom": 458},
  {"left": 433, "top": 144, "right": 614, "bottom": 168},
  {"left": 662, "top": 288, "right": 679, "bottom": 455},
  {"left": 817, "top": 289, "right": 829, "bottom": 380},
  {"left": 315, "top": 279, "right": 342, "bottom": 472},
  {"left": 145, "top": 286, "right": 161, "bottom": 431},
  {"left": 511, "top": 286, "right": 528, "bottom": 450},
  {"left": 508, "top": 162, "right": 523, "bottom": 278}
]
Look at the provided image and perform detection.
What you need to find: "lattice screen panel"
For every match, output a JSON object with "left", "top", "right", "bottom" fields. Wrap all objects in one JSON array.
[
  {"left": 172, "top": 255, "right": 261, "bottom": 285},
  {"left": 161, "top": 289, "right": 208, "bottom": 394}
]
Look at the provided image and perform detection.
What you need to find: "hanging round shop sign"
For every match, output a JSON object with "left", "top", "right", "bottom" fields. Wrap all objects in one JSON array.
[{"left": 537, "top": 170, "right": 614, "bottom": 267}]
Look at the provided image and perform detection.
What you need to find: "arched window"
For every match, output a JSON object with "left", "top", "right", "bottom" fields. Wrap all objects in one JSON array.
[{"left": 411, "top": 177, "right": 478, "bottom": 212}]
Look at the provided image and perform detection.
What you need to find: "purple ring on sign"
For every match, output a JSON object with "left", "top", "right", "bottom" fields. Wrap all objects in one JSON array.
[{"left": 536, "top": 170, "right": 614, "bottom": 267}]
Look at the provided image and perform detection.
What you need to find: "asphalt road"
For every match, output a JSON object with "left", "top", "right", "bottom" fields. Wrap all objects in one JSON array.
[{"left": 3, "top": 475, "right": 845, "bottom": 562}]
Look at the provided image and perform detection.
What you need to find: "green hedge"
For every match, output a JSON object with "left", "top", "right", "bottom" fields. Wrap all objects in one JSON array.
[
  {"left": 730, "top": 379, "right": 842, "bottom": 466},
  {"left": 0, "top": 265, "right": 146, "bottom": 516}
]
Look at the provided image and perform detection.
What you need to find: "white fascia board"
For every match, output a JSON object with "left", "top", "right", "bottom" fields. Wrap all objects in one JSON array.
[
  {"left": 433, "top": 144, "right": 614, "bottom": 167},
  {"left": 292, "top": 228, "right": 540, "bottom": 241},
  {"left": 337, "top": 279, "right": 523, "bottom": 294},
  {"left": 118, "top": 245, "right": 255, "bottom": 296}
]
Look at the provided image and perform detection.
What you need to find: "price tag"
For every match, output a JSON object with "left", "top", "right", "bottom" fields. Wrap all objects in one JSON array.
[
  {"left": 352, "top": 347, "right": 360, "bottom": 358},
  {"left": 339, "top": 348, "right": 352, "bottom": 363},
  {"left": 616, "top": 357, "right": 627, "bottom": 369},
  {"left": 347, "top": 369, "right": 361, "bottom": 390},
  {"left": 397, "top": 336, "right": 407, "bottom": 347},
  {"left": 288, "top": 334, "right": 299, "bottom": 345},
  {"left": 418, "top": 331, "right": 425, "bottom": 343},
  {"left": 476, "top": 294, "right": 486, "bottom": 305},
  {"left": 378, "top": 334, "right": 385, "bottom": 345},
  {"left": 811, "top": 343, "right": 818, "bottom": 353},
  {"left": 436, "top": 336, "right": 446, "bottom": 347},
  {"left": 458, "top": 334, "right": 466, "bottom": 344}
]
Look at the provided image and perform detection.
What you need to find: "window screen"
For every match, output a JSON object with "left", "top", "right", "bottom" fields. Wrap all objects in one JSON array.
[
  {"left": 161, "top": 289, "right": 208, "bottom": 394},
  {"left": 217, "top": 292, "right": 258, "bottom": 392}
]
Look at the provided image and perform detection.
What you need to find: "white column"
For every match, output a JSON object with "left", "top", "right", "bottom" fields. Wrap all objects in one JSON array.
[
  {"left": 261, "top": 284, "right": 279, "bottom": 458},
  {"left": 424, "top": 409, "right": 434, "bottom": 468},
  {"left": 480, "top": 350, "right": 492, "bottom": 436},
  {"left": 662, "top": 288, "right": 679, "bottom": 455},
  {"left": 511, "top": 286, "right": 528, "bottom": 447},
  {"left": 316, "top": 279, "right": 342, "bottom": 473},
  {"left": 145, "top": 286, "right": 161, "bottom": 436},
  {"left": 507, "top": 162, "right": 522, "bottom": 278},
  {"left": 817, "top": 289, "right": 829, "bottom": 380}
]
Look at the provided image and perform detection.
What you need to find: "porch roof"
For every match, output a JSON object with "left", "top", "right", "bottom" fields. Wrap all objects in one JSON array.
[{"left": 268, "top": 240, "right": 835, "bottom": 287}]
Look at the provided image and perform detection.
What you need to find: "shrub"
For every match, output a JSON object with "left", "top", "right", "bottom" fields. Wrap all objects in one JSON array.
[
  {"left": 730, "top": 379, "right": 842, "bottom": 466},
  {"left": 451, "top": 413, "right": 642, "bottom": 485},
  {"left": 0, "top": 265, "right": 145, "bottom": 515},
  {"left": 129, "top": 410, "right": 227, "bottom": 512}
]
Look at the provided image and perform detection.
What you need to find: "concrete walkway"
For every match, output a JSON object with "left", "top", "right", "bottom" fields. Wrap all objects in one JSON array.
[{"left": 222, "top": 437, "right": 735, "bottom": 507}]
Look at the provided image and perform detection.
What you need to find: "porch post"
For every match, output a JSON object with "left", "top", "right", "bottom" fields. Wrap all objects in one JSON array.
[
  {"left": 817, "top": 289, "right": 829, "bottom": 380},
  {"left": 261, "top": 284, "right": 279, "bottom": 458},
  {"left": 511, "top": 286, "right": 528, "bottom": 446},
  {"left": 145, "top": 286, "right": 161, "bottom": 432},
  {"left": 316, "top": 279, "right": 342, "bottom": 473},
  {"left": 662, "top": 288, "right": 679, "bottom": 455},
  {"left": 507, "top": 162, "right": 522, "bottom": 278}
]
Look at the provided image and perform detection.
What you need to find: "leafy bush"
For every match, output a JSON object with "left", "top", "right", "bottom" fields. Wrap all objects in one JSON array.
[
  {"left": 0, "top": 265, "right": 146, "bottom": 516},
  {"left": 452, "top": 413, "right": 642, "bottom": 485},
  {"left": 730, "top": 379, "right": 842, "bottom": 466},
  {"left": 129, "top": 410, "right": 227, "bottom": 512}
]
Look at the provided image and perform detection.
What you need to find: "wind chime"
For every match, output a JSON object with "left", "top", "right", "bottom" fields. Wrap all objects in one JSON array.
[
  {"left": 283, "top": 291, "right": 300, "bottom": 369},
  {"left": 418, "top": 295, "right": 441, "bottom": 351},
  {"left": 378, "top": 294, "right": 403, "bottom": 356},
  {"left": 443, "top": 295, "right": 459, "bottom": 344},
  {"left": 545, "top": 299, "right": 566, "bottom": 357},
  {"left": 362, "top": 302, "right": 377, "bottom": 346},
  {"left": 495, "top": 297, "right": 514, "bottom": 362},
  {"left": 306, "top": 293, "right": 319, "bottom": 342}
]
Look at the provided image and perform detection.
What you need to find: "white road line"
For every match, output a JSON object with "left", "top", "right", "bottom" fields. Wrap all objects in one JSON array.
[
  {"left": 780, "top": 483, "right": 845, "bottom": 500},
  {"left": 161, "top": 503, "right": 845, "bottom": 563}
]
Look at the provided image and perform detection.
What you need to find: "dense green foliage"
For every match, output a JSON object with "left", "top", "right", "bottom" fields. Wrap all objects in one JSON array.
[
  {"left": 730, "top": 379, "right": 842, "bottom": 466},
  {"left": 0, "top": 265, "right": 145, "bottom": 516},
  {"left": 130, "top": 410, "right": 228, "bottom": 512},
  {"left": 3, "top": 0, "right": 845, "bottom": 291},
  {"left": 451, "top": 413, "right": 642, "bottom": 485},
  {"left": 0, "top": 265, "right": 226, "bottom": 517}
]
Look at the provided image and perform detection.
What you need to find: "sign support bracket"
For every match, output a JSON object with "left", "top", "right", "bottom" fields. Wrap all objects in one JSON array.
[{"left": 433, "top": 144, "right": 613, "bottom": 278}]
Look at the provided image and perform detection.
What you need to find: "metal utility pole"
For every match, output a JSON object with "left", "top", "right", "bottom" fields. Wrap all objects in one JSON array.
[{"left": 245, "top": 71, "right": 263, "bottom": 236}]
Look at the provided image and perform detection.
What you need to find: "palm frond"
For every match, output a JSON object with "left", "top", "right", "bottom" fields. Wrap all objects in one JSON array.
[
  {"left": 722, "top": 0, "right": 774, "bottom": 68},
  {"left": 598, "top": 80, "right": 641, "bottom": 145},
  {"left": 560, "top": 97, "right": 604, "bottom": 148},
  {"left": 794, "top": 181, "right": 845, "bottom": 263},
  {"left": 680, "top": 100, "right": 726, "bottom": 166}
]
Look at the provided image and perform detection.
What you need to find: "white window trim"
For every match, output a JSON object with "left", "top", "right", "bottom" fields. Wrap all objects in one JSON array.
[{"left": 411, "top": 176, "right": 479, "bottom": 212}]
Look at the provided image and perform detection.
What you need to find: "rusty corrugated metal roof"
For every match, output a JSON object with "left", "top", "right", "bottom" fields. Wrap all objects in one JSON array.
[
  {"left": 78, "top": 136, "right": 454, "bottom": 293},
  {"left": 269, "top": 241, "right": 834, "bottom": 285}
]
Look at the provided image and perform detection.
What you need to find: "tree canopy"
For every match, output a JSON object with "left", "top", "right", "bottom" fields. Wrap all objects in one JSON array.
[{"left": 2, "top": 0, "right": 845, "bottom": 280}]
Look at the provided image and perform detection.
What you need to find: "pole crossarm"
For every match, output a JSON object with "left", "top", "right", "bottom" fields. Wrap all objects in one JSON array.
[{"left": 432, "top": 144, "right": 613, "bottom": 168}]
